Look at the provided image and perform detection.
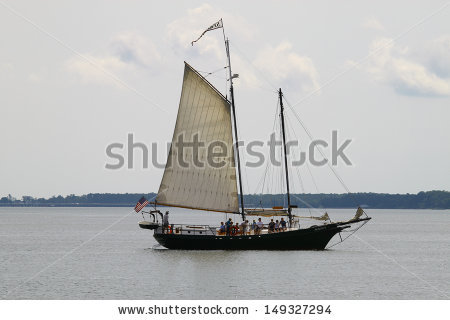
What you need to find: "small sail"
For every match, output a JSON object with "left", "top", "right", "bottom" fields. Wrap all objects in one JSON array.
[
  {"left": 349, "top": 207, "right": 364, "bottom": 221},
  {"left": 155, "top": 62, "right": 239, "bottom": 213}
]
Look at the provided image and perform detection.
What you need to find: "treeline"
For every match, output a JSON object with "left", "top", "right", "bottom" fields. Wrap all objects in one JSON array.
[
  {"left": 244, "top": 191, "right": 450, "bottom": 209},
  {"left": 0, "top": 193, "right": 157, "bottom": 207},
  {"left": 1, "top": 191, "right": 449, "bottom": 209}
]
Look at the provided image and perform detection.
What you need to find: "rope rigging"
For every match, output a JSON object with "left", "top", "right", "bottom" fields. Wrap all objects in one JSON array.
[
  {"left": 281, "top": 95, "right": 365, "bottom": 213},
  {"left": 197, "top": 66, "right": 229, "bottom": 78},
  {"left": 198, "top": 39, "right": 366, "bottom": 219}
]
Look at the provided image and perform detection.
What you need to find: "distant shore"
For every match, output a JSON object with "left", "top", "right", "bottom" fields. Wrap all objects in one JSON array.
[{"left": 1, "top": 190, "right": 449, "bottom": 209}]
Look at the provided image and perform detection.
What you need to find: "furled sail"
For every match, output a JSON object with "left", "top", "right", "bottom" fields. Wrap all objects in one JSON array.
[
  {"left": 155, "top": 62, "right": 239, "bottom": 213},
  {"left": 245, "top": 209, "right": 289, "bottom": 217}
]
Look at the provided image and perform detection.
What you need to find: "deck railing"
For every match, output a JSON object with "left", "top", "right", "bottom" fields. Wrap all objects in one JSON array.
[
  {"left": 155, "top": 224, "right": 216, "bottom": 236},
  {"left": 155, "top": 223, "right": 295, "bottom": 236}
]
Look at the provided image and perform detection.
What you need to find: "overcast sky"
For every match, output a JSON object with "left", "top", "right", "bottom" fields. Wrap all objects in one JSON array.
[{"left": 1, "top": 0, "right": 450, "bottom": 198}]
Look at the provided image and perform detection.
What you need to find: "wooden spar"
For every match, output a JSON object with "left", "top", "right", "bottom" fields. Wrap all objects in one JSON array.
[{"left": 150, "top": 202, "right": 238, "bottom": 214}]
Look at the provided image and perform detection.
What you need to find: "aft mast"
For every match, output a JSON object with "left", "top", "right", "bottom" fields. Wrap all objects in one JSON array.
[
  {"left": 278, "top": 89, "right": 293, "bottom": 225},
  {"left": 222, "top": 24, "right": 245, "bottom": 221}
]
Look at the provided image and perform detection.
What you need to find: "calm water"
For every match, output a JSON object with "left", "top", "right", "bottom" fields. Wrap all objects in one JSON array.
[{"left": 0, "top": 207, "right": 449, "bottom": 299}]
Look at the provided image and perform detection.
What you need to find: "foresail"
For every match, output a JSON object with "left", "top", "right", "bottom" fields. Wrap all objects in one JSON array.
[{"left": 156, "top": 62, "right": 239, "bottom": 213}]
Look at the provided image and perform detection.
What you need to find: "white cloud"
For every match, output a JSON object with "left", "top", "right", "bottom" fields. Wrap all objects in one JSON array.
[
  {"left": 66, "top": 54, "right": 131, "bottom": 87},
  {"left": 251, "top": 42, "right": 320, "bottom": 94},
  {"left": 361, "top": 37, "right": 450, "bottom": 97},
  {"left": 112, "top": 32, "right": 161, "bottom": 69},
  {"left": 28, "top": 73, "right": 42, "bottom": 83},
  {"left": 426, "top": 35, "right": 450, "bottom": 78},
  {"left": 363, "top": 18, "right": 385, "bottom": 31},
  {"left": 166, "top": 4, "right": 319, "bottom": 95},
  {"left": 0, "top": 62, "right": 14, "bottom": 71},
  {"left": 66, "top": 32, "right": 161, "bottom": 87}
]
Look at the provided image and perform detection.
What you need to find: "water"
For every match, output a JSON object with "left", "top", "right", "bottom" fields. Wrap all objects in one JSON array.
[{"left": 1, "top": 207, "right": 448, "bottom": 299}]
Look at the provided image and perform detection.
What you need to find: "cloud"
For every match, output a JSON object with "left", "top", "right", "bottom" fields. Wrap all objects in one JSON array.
[
  {"left": 111, "top": 33, "right": 161, "bottom": 69},
  {"left": 426, "top": 35, "right": 450, "bottom": 78},
  {"left": 28, "top": 73, "right": 42, "bottom": 83},
  {"left": 166, "top": 4, "right": 319, "bottom": 95},
  {"left": 363, "top": 18, "right": 385, "bottom": 31},
  {"left": 360, "top": 37, "right": 450, "bottom": 97},
  {"left": 66, "top": 54, "right": 130, "bottom": 87},
  {"left": 0, "top": 62, "right": 14, "bottom": 71},
  {"left": 251, "top": 42, "right": 320, "bottom": 94},
  {"left": 66, "top": 32, "right": 161, "bottom": 87}
]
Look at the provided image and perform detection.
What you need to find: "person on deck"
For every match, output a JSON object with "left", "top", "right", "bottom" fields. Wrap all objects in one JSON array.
[
  {"left": 268, "top": 219, "right": 275, "bottom": 233},
  {"left": 256, "top": 218, "right": 263, "bottom": 234},
  {"left": 225, "top": 218, "right": 233, "bottom": 236},
  {"left": 251, "top": 220, "right": 257, "bottom": 234},
  {"left": 163, "top": 211, "right": 169, "bottom": 233},
  {"left": 275, "top": 220, "right": 280, "bottom": 232},
  {"left": 241, "top": 220, "right": 249, "bottom": 235},
  {"left": 280, "top": 218, "right": 287, "bottom": 231},
  {"left": 219, "top": 222, "right": 226, "bottom": 234},
  {"left": 232, "top": 222, "right": 240, "bottom": 235}
]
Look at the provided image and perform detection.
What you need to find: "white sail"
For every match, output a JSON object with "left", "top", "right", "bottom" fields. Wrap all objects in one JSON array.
[{"left": 155, "top": 62, "right": 239, "bottom": 213}]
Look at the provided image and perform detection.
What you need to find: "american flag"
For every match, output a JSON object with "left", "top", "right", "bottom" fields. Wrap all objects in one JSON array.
[{"left": 134, "top": 196, "right": 149, "bottom": 213}]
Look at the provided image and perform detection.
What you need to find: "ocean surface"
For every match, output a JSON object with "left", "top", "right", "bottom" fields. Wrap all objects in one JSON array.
[{"left": 1, "top": 207, "right": 449, "bottom": 300}]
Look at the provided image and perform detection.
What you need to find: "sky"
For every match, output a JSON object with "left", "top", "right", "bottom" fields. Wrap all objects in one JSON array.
[{"left": 1, "top": 0, "right": 449, "bottom": 199}]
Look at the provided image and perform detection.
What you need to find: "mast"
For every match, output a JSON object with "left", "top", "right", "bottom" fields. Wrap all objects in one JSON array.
[
  {"left": 223, "top": 27, "right": 245, "bottom": 221},
  {"left": 278, "top": 89, "right": 292, "bottom": 225}
]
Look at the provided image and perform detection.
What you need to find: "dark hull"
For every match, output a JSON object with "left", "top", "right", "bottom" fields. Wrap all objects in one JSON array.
[{"left": 153, "top": 224, "right": 346, "bottom": 250}]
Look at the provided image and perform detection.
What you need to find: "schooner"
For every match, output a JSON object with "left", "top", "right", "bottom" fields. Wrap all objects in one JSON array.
[{"left": 138, "top": 20, "right": 371, "bottom": 250}]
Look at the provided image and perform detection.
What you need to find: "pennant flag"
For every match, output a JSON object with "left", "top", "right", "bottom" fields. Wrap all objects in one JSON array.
[
  {"left": 191, "top": 19, "right": 223, "bottom": 46},
  {"left": 134, "top": 196, "right": 149, "bottom": 213}
]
